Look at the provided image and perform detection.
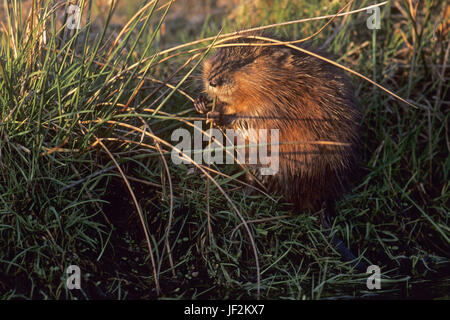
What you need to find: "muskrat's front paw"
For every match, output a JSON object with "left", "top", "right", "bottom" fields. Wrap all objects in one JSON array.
[
  {"left": 194, "top": 95, "right": 208, "bottom": 114},
  {"left": 206, "top": 111, "right": 221, "bottom": 125}
]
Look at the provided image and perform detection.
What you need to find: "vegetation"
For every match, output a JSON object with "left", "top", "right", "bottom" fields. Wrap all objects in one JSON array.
[{"left": 0, "top": 0, "right": 448, "bottom": 299}]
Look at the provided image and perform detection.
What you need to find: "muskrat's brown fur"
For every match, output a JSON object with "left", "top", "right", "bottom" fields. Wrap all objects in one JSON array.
[{"left": 195, "top": 35, "right": 361, "bottom": 212}]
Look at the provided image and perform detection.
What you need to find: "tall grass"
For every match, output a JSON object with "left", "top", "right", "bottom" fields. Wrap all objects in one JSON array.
[{"left": 0, "top": 0, "right": 449, "bottom": 299}]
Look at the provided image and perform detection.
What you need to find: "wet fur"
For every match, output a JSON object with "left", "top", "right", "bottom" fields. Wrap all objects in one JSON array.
[{"left": 197, "top": 35, "right": 361, "bottom": 212}]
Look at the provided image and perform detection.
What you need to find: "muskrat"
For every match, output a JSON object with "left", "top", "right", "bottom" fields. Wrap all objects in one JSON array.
[{"left": 194, "top": 34, "right": 364, "bottom": 268}]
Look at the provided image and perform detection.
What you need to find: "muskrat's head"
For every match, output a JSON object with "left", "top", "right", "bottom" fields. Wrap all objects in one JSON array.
[{"left": 202, "top": 35, "right": 294, "bottom": 104}]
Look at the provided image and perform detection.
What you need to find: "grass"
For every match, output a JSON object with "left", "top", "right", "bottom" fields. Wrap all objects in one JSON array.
[{"left": 0, "top": 0, "right": 449, "bottom": 299}]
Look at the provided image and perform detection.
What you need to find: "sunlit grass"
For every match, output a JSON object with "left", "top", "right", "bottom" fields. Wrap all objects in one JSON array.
[{"left": 0, "top": 0, "right": 448, "bottom": 299}]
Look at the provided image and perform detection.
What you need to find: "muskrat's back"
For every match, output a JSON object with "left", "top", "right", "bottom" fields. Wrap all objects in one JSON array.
[{"left": 195, "top": 36, "right": 361, "bottom": 212}]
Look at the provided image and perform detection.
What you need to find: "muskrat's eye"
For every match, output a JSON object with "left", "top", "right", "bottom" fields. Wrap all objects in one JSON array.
[
  {"left": 209, "top": 78, "right": 220, "bottom": 87},
  {"left": 208, "top": 76, "right": 226, "bottom": 88}
]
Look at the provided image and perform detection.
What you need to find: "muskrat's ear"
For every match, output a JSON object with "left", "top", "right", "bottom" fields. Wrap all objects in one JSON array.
[{"left": 272, "top": 47, "right": 291, "bottom": 62}]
